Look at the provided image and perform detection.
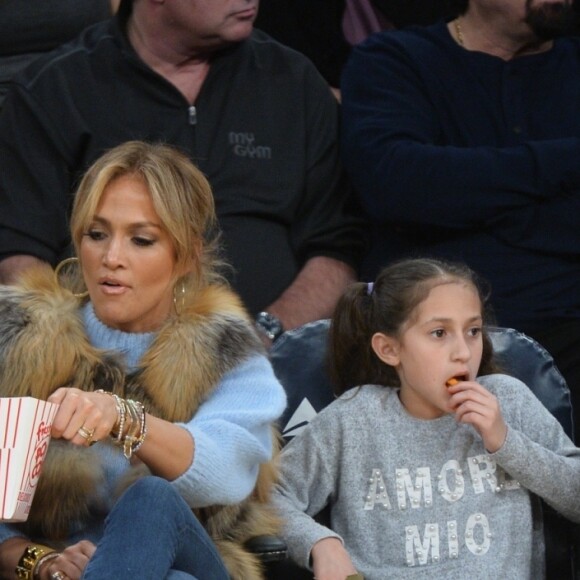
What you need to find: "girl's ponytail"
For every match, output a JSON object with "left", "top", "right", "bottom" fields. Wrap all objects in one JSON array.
[{"left": 328, "top": 281, "right": 397, "bottom": 395}]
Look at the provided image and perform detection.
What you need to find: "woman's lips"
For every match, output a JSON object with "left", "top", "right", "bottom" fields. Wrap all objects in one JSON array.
[{"left": 99, "top": 281, "right": 128, "bottom": 295}]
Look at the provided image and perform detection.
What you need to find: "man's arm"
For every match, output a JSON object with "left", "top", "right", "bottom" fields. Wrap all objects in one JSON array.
[
  {"left": 265, "top": 256, "right": 356, "bottom": 331},
  {"left": 491, "top": 191, "right": 580, "bottom": 256},
  {"left": 340, "top": 32, "right": 580, "bottom": 230},
  {"left": 0, "top": 255, "right": 47, "bottom": 285}
]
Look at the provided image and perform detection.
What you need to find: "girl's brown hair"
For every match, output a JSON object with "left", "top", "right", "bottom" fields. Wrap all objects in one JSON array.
[{"left": 329, "top": 257, "right": 498, "bottom": 395}]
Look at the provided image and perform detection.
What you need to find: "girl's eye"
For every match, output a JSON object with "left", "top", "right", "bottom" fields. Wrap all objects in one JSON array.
[
  {"left": 133, "top": 237, "right": 155, "bottom": 247},
  {"left": 468, "top": 327, "right": 482, "bottom": 337},
  {"left": 430, "top": 329, "right": 445, "bottom": 338},
  {"left": 85, "top": 230, "right": 106, "bottom": 241}
]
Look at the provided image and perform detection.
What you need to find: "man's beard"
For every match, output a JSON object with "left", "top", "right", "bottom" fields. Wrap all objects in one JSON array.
[{"left": 525, "top": 0, "right": 579, "bottom": 40}]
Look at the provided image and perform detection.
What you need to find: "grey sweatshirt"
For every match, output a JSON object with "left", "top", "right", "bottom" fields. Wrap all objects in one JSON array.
[{"left": 272, "top": 374, "right": 580, "bottom": 579}]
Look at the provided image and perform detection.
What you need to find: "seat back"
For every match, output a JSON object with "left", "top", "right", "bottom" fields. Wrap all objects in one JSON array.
[
  {"left": 487, "top": 326, "right": 573, "bottom": 438},
  {"left": 271, "top": 320, "right": 334, "bottom": 440}
]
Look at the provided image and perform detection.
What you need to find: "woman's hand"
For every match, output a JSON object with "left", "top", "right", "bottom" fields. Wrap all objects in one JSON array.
[
  {"left": 37, "top": 541, "right": 96, "bottom": 580},
  {"left": 311, "top": 537, "right": 358, "bottom": 580},
  {"left": 48, "top": 388, "right": 119, "bottom": 446},
  {"left": 448, "top": 381, "right": 508, "bottom": 453}
]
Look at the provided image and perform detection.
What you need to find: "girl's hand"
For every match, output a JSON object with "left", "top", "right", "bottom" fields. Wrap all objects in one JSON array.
[
  {"left": 448, "top": 381, "right": 508, "bottom": 453},
  {"left": 37, "top": 541, "right": 96, "bottom": 580},
  {"left": 48, "top": 387, "right": 119, "bottom": 446},
  {"left": 311, "top": 537, "right": 358, "bottom": 580}
]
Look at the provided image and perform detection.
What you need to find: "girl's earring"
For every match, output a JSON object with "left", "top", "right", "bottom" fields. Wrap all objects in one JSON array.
[{"left": 54, "top": 257, "right": 89, "bottom": 299}]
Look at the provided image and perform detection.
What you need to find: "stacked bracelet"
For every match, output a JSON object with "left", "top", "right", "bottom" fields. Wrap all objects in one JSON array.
[
  {"left": 122, "top": 398, "right": 147, "bottom": 459},
  {"left": 95, "top": 390, "right": 147, "bottom": 459}
]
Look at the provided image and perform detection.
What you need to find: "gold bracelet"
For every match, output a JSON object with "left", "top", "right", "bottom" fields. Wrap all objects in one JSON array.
[
  {"left": 93, "top": 391, "right": 147, "bottom": 459},
  {"left": 95, "top": 389, "right": 125, "bottom": 440},
  {"left": 123, "top": 399, "right": 146, "bottom": 458},
  {"left": 131, "top": 401, "right": 147, "bottom": 454},
  {"left": 15, "top": 544, "right": 55, "bottom": 580}
]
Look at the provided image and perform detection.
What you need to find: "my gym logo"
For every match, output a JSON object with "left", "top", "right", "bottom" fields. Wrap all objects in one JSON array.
[{"left": 229, "top": 132, "right": 272, "bottom": 159}]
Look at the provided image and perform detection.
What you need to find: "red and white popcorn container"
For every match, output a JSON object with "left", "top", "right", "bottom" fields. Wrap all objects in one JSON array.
[{"left": 0, "top": 397, "right": 59, "bottom": 522}]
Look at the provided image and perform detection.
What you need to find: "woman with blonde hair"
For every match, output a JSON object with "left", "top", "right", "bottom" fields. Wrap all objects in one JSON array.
[{"left": 0, "top": 141, "right": 286, "bottom": 580}]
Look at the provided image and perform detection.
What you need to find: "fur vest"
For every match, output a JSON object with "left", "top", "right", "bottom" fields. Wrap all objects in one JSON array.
[{"left": 0, "top": 265, "right": 281, "bottom": 579}]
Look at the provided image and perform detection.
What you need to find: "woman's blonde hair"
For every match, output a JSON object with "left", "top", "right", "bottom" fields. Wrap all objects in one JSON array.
[{"left": 70, "top": 140, "right": 222, "bottom": 291}]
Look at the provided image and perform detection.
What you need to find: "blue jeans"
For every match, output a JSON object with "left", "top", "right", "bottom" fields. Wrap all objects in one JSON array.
[{"left": 82, "top": 477, "right": 229, "bottom": 579}]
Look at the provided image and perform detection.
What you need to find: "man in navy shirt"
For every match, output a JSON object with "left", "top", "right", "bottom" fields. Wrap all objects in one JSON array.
[{"left": 342, "top": 0, "right": 580, "bottom": 438}]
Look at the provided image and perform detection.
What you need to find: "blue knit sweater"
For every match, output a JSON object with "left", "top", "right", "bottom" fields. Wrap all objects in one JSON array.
[
  {"left": 0, "top": 303, "right": 286, "bottom": 544},
  {"left": 341, "top": 20, "right": 580, "bottom": 333}
]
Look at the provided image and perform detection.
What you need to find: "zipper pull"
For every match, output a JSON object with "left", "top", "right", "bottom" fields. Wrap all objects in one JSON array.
[{"left": 188, "top": 106, "right": 197, "bottom": 125}]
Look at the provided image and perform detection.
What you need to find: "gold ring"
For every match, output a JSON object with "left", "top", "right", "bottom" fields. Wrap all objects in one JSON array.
[
  {"left": 77, "top": 426, "right": 95, "bottom": 442},
  {"left": 51, "top": 572, "right": 66, "bottom": 580}
]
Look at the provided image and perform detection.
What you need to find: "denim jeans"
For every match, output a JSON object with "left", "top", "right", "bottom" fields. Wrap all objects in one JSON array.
[{"left": 82, "top": 476, "right": 230, "bottom": 579}]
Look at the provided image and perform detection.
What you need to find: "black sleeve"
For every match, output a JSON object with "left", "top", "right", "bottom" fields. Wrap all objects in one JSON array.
[
  {"left": 0, "top": 82, "right": 81, "bottom": 263},
  {"left": 290, "top": 67, "right": 368, "bottom": 270}
]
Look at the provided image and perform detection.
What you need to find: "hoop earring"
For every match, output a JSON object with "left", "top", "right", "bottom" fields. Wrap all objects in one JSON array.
[
  {"left": 54, "top": 257, "right": 89, "bottom": 299},
  {"left": 173, "top": 280, "right": 186, "bottom": 316}
]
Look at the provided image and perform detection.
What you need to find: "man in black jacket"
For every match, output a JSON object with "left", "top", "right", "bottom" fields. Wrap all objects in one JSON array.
[{"left": 0, "top": 0, "right": 366, "bottom": 340}]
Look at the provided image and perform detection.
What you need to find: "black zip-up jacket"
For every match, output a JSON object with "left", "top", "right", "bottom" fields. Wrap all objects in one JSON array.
[{"left": 0, "top": 7, "right": 366, "bottom": 313}]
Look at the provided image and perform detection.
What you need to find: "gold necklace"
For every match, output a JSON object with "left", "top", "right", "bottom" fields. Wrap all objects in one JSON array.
[{"left": 454, "top": 18, "right": 465, "bottom": 47}]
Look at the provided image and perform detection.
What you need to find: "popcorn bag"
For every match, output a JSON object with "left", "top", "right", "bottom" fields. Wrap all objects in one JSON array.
[{"left": 0, "top": 397, "right": 59, "bottom": 522}]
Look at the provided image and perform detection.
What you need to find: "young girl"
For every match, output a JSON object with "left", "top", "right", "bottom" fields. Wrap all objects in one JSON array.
[{"left": 272, "top": 257, "right": 580, "bottom": 579}]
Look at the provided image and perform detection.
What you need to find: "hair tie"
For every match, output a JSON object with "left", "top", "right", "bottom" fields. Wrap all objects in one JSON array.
[{"left": 367, "top": 282, "right": 374, "bottom": 296}]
